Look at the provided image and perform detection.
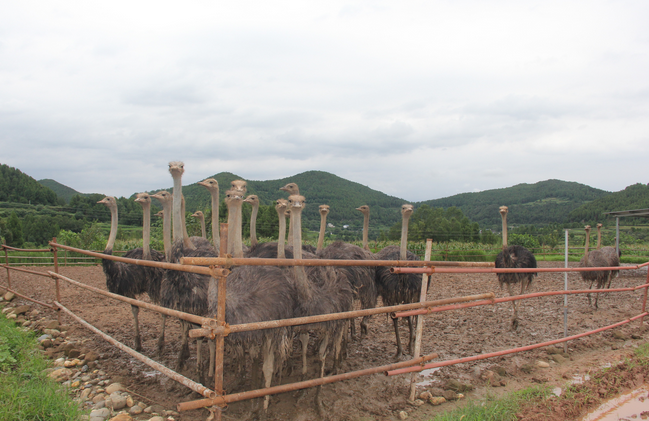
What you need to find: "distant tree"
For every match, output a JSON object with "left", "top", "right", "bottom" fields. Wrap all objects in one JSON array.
[{"left": 5, "top": 212, "right": 24, "bottom": 247}]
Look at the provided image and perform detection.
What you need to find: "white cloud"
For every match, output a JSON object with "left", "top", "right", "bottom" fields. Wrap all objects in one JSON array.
[{"left": 0, "top": 0, "right": 648, "bottom": 202}]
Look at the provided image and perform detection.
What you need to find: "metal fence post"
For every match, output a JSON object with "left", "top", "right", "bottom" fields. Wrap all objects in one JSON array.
[{"left": 409, "top": 238, "right": 433, "bottom": 401}]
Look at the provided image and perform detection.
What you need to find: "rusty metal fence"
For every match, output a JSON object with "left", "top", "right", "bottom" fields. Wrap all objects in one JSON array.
[{"left": 1, "top": 236, "right": 649, "bottom": 420}]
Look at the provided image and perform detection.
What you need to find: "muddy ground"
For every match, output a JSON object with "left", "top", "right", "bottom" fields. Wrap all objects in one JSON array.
[{"left": 2, "top": 261, "right": 649, "bottom": 421}]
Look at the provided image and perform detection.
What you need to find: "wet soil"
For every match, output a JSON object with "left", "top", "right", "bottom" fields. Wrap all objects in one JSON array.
[{"left": 2, "top": 261, "right": 649, "bottom": 421}]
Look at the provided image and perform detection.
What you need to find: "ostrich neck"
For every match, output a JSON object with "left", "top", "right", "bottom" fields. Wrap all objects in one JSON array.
[
  {"left": 211, "top": 191, "right": 220, "bottom": 250},
  {"left": 400, "top": 214, "right": 410, "bottom": 260},
  {"left": 141, "top": 201, "right": 151, "bottom": 259},
  {"left": 362, "top": 213, "right": 370, "bottom": 251},
  {"left": 162, "top": 201, "right": 172, "bottom": 262},
  {"left": 287, "top": 214, "right": 294, "bottom": 248},
  {"left": 227, "top": 201, "right": 243, "bottom": 258},
  {"left": 199, "top": 216, "right": 206, "bottom": 239},
  {"left": 290, "top": 208, "right": 311, "bottom": 300},
  {"left": 277, "top": 210, "right": 286, "bottom": 259},
  {"left": 172, "top": 175, "right": 185, "bottom": 245},
  {"left": 584, "top": 230, "right": 591, "bottom": 265},
  {"left": 316, "top": 213, "right": 327, "bottom": 253},
  {"left": 597, "top": 227, "right": 602, "bottom": 249},
  {"left": 105, "top": 205, "right": 118, "bottom": 253},
  {"left": 180, "top": 197, "right": 194, "bottom": 249},
  {"left": 501, "top": 214, "right": 508, "bottom": 248},
  {"left": 250, "top": 204, "right": 258, "bottom": 247}
]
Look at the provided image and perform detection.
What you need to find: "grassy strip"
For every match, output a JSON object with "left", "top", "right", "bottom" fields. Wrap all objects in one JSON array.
[
  {"left": 0, "top": 311, "right": 85, "bottom": 421},
  {"left": 431, "top": 386, "right": 551, "bottom": 421},
  {"left": 431, "top": 343, "right": 649, "bottom": 421}
]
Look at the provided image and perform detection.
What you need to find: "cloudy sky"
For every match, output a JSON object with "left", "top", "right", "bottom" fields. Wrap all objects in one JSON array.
[{"left": 1, "top": 1, "right": 648, "bottom": 202}]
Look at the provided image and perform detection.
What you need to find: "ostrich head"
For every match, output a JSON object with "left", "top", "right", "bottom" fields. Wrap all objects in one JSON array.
[
  {"left": 134, "top": 192, "right": 151, "bottom": 205},
  {"left": 280, "top": 182, "right": 299, "bottom": 195},
  {"left": 319, "top": 204, "right": 330, "bottom": 217},
  {"left": 168, "top": 161, "right": 185, "bottom": 177},
  {"left": 98, "top": 196, "right": 117, "bottom": 208},
  {"left": 401, "top": 204, "right": 414, "bottom": 218},
  {"left": 155, "top": 210, "right": 164, "bottom": 218},
  {"left": 231, "top": 179, "right": 247, "bottom": 194},
  {"left": 150, "top": 191, "right": 172, "bottom": 206},
  {"left": 198, "top": 178, "right": 218, "bottom": 192},
  {"left": 356, "top": 205, "right": 370, "bottom": 216},
  {"left": 191, "top": 210, "right": 204, "bottom": 219},
  {"left": 276, "top": 198, "right": 288, "bottom": 214},
  {"left": 244, "top": 195, "right": 259, "bottom": 207},
  {"left": 288, "top": 194, "right": 306, "bottom": 212}
]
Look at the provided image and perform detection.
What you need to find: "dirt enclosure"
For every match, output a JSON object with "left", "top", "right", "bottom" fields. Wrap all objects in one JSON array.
[{"left": 2, "top": 261, "right": 649, "bottom": 420}]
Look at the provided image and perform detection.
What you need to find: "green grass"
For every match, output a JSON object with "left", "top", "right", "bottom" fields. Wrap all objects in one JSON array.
[
  {"left": 0, "top": 310, "right": 86, "bottom": 421},
  {"left": 431, "top": 385, "right": 551, "bottom": 421}
]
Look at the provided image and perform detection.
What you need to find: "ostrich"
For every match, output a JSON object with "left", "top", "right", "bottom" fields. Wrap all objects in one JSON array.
[
  {"left": 161, "top": 162, "right": 217, "bottom": 374},
  {"left": 316, "top": 204, "right": 330, "bottom": 253},
  {"left": 494, "top": 206, "right": 537, "bottom": 330},
  {"left": 579, "top": 225, "right": 619, "bottom": 308},
  {"left": 288, "top": 193, "right": 353, "bottom": 413},
  {"left": 357, "top": 205, "right": 371, "bottom": 251},
  {"left": 217, "top": 188, "right": 296, "bottom": 413},
  {"left": 374, "top": 204, "right": 422, "bottom": 358},
  {"left": 597, "top": 223, "right": 621, "bottom": 289},
  {"left": 134, "top": 193, "right": 167, "bottom": 354},
  {"left": 318, "top": 239, "right": 376, "bottom": 340},
  {"left": 191, "top": 211, "right": 207, "bottom": 239},
  {"left": 181, "top": 196, "right": 213, "bottom": 252},
  {"left": 155, "top": 210, "right": 164, "bottom": 219},
  {"left": 281, "top": 183, "right": 299, "bottom": 250},
  {"left": 98, "top": 195, "right": 162, "bottom": 352},
  {"left": 244, "top": 195, "right": 260, "bottom": 247},
  {"left": 197, "top": 178, "right": 220, "bottom": 252}
]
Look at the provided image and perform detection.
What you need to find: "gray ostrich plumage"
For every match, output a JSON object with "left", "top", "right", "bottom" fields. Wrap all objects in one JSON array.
[
  {"left": 374, "top": 204, "right": 423, "bottom": 358},
  {"left": 98, "top": 194, "right": 164, "bottom": 352},
  {"left": 494, "top": 206, "right": 537, "bottom": 331},
  {"left": 579, "top": 225, "right": 620, "bottom": 308}
]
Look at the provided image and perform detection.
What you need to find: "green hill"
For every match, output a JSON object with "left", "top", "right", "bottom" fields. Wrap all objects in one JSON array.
[
  {"left": 167, "top": 170, "right": 406, "bottom": 234},
  {"left": 37, "top": 179, "right": 84, "bottom": 204},
  {"left": 0, "top": 164, "right": 59, "bottom": 206},
  {"left": 568, "top": 183, "right": 649, "bottom": 224},
  {"left": 418, "top": 179, "right": 610, "bottom": 229}
]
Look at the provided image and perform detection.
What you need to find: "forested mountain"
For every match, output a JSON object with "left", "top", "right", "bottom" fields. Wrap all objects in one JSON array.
[
  {"left": 0, "top": 164, "right": 59, "bottom": 205},
  {"left": 4, "top": 162, "right": 648, "bottom": 247},
  {"left": 418, "top": 179, "right": 610, "bottom": 229},
  {"left": 173, "top": 170, "right": 405, "bottom": 232},
  {"left": 568, "top": 183, "right": 649, "bottom": 224},
  {"left": 38, "top": 179, "right": 84, "bottom": 204}
]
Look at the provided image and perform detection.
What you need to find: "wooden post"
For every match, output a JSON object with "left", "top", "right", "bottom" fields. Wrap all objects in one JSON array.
[
  {"left": 409, "top": 239, "right": 433, "bottom": 401},
  {"left": 52, "top": 237, "right": 61, "bottom": 324},
  {"left": 3, "top": 240, "right": 11, "bottom": 291},
  {"left": 210, "top": 223, "right": 229, "bottom": 421}
]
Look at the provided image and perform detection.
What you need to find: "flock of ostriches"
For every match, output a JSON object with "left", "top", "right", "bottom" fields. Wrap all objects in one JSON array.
[{"left": 97, "top": 162, "right": 620, "bottom": 417}]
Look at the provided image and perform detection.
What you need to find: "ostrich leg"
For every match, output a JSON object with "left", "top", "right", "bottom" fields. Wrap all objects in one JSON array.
[
  {"left": 300, "top": 332, "right": 310, "bottom": 378},
  {"left": 261, "top": 337, "right": 275, "bottom": 414},
  {"left": 157, "top": 314, "right": 166, "bottom": 355},
  {"left": 177, "top": 321, "right": 191, "bottom": 369},
  {"left": 506, "top": 283, "right": 519, "bottom": 331},
  {"left": 315, "top": 333, "right": 331, "bottom": 419},
  {"left": 360, "top": 315, "right": 370, "bottom": 337},
  {"left": 393, "top": 317, "right": 404, "bottom": 359},
  {"left": 407, "top": 316, "right": 415, "bottom": 355},
  {"left": 131, "top": 305, "right": 142, "bottom": 352}
]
